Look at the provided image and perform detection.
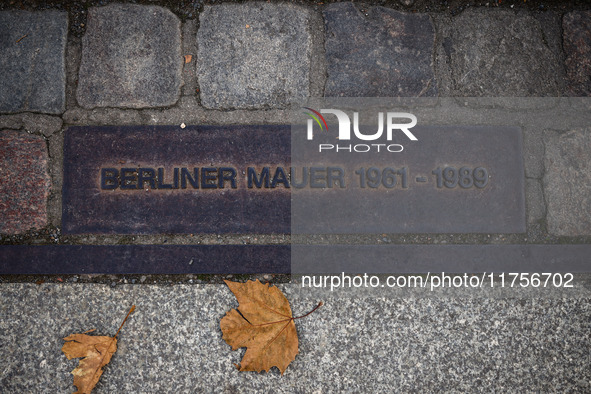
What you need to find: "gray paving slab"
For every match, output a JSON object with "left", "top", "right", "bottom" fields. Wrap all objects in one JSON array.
[
  {"left": 444, "top": 9, "right": 560, "bottom": 96},
  {"left": 197, "top": 3, "right": 311, "bottom": 109},
  {"left": 324, "top": 3, "right": 436, "bottom": 97},
  {"left": 76, "top": 4, "right": 182, "bottom": 109},
  {"left": 544, "top": 128, "right": 591, "bottom": 236},
  {"left": 563, "top": 11, "right": 591, "bottom": 96},
  {"left": 0, "top": 10, "right": 67, "bottom": 114},
  {"left": 0, "top": 283, "right": 589, "bottom": 392}
]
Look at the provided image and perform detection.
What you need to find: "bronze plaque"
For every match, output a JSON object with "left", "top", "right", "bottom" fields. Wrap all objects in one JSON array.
[{"left": 63, "top": 125, "right": 290, "bottom": 234}]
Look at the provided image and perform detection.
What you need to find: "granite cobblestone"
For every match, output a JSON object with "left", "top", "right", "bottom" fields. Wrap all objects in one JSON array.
[
  {"left": 76, "top": 4, "right": 183, "bottom": 109},
  {"left": 563, "top": 11, "right": 591, "bottom": 96},
  {"left": 324, "top": 3, "right": 437, "bottom": 97},
  {"left": 443, "top": 9, "right": 561, "bottom": 96},
  {"left": 197, "top": 3, "right": 312, "bottom": 109},
  {"left": 0, "top": 10, "right": 67, "bottom": 114},
  {"left": 0, "top": 130, "right": 50, "bottom": 234},
  {"left": 544, "top": 128, "right": 591, "bottom": 236}
]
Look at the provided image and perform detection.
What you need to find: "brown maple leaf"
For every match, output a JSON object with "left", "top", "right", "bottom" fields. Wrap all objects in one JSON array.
[
  {"left": 62, "top": 305, "right": 135, "bottom": 394},
  {"left": 221, "top": 280, "right": 321, "bottom": 374}
]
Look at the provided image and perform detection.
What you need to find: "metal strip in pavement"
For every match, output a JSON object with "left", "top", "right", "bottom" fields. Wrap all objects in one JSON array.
[
  {"left": 0, "top": 245, "right": 290, "bottom": 274},
  {"left": 1, "top": 244, "right": 589, "bottom": 275}
]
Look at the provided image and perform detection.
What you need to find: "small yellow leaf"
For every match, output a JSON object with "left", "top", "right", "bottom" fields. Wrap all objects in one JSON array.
[
  {"left": 62, "top": 306, "right": 135, "bottom": 393},
  {"left": 184, "top": 55, "right": 192, "bottom": 64}
]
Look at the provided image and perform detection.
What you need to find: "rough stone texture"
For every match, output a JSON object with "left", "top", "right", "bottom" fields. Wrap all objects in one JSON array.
[
  {"left": 0, "top": 284, "right": 590, "bottom": 392},
  {"left": 0, "top": 130, "right": 50, "bottom": 234},
  {"left": 77, "top": 4, "right": 182, "bottom": 109},
  {"left": 324, "top": 3, "right": 436, "bottom": 97},
  {"left": 197, "top": 3, "right": 311, "bottom": 109},
  {"left": 563, "top": 11, "right": 591, "bottom": 96},
  {"left": 531, "top": 12, "right": 566, "bottom": 94},
  {"left": 0, "top": 11, "right": 67, "bottom": 114},
  {"left": 0, "top": 114, "right": 62, "bottom": 137},
  {"left": 523, "top": 128, "right": 545, "bottom": 179},
  {"left": 308, "top": 11, "right": 328, "bottom": 98},
  {"left": 63, "top": 96, "right": 294, "bottom": 127},
  {"left": 64, "top": 36, "right": 82, "bottom": 110},
  {"left": 544, "top": 129, "right": 591, "bottom": 236},
  {"left": 444, "top": 9, "right": 560, "bottom": 96},
  {"left": 526, "top": 178, "right": 545, "bottom": 224},
  {"left": 63, "top": 108, "right": 144, "bottom": 126},
  {"left": 431, "top": 15, "right": 455, "bottom": 96}
]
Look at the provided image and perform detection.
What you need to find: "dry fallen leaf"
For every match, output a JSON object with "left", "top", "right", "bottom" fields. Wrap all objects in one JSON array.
[
  {"left": 62, "top": 305, "right": 135, "bottom": 394},
  {"left": 184, "top": 54, "right": 192, "bottom": 64},
  {"left": 221, "top": 280, "right": 321, "bottom": 374}
]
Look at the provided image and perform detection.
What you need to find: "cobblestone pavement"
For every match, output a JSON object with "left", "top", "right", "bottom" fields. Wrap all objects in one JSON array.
[{"left": 1, "top": 2, "right": 590, "bottom": 392}]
